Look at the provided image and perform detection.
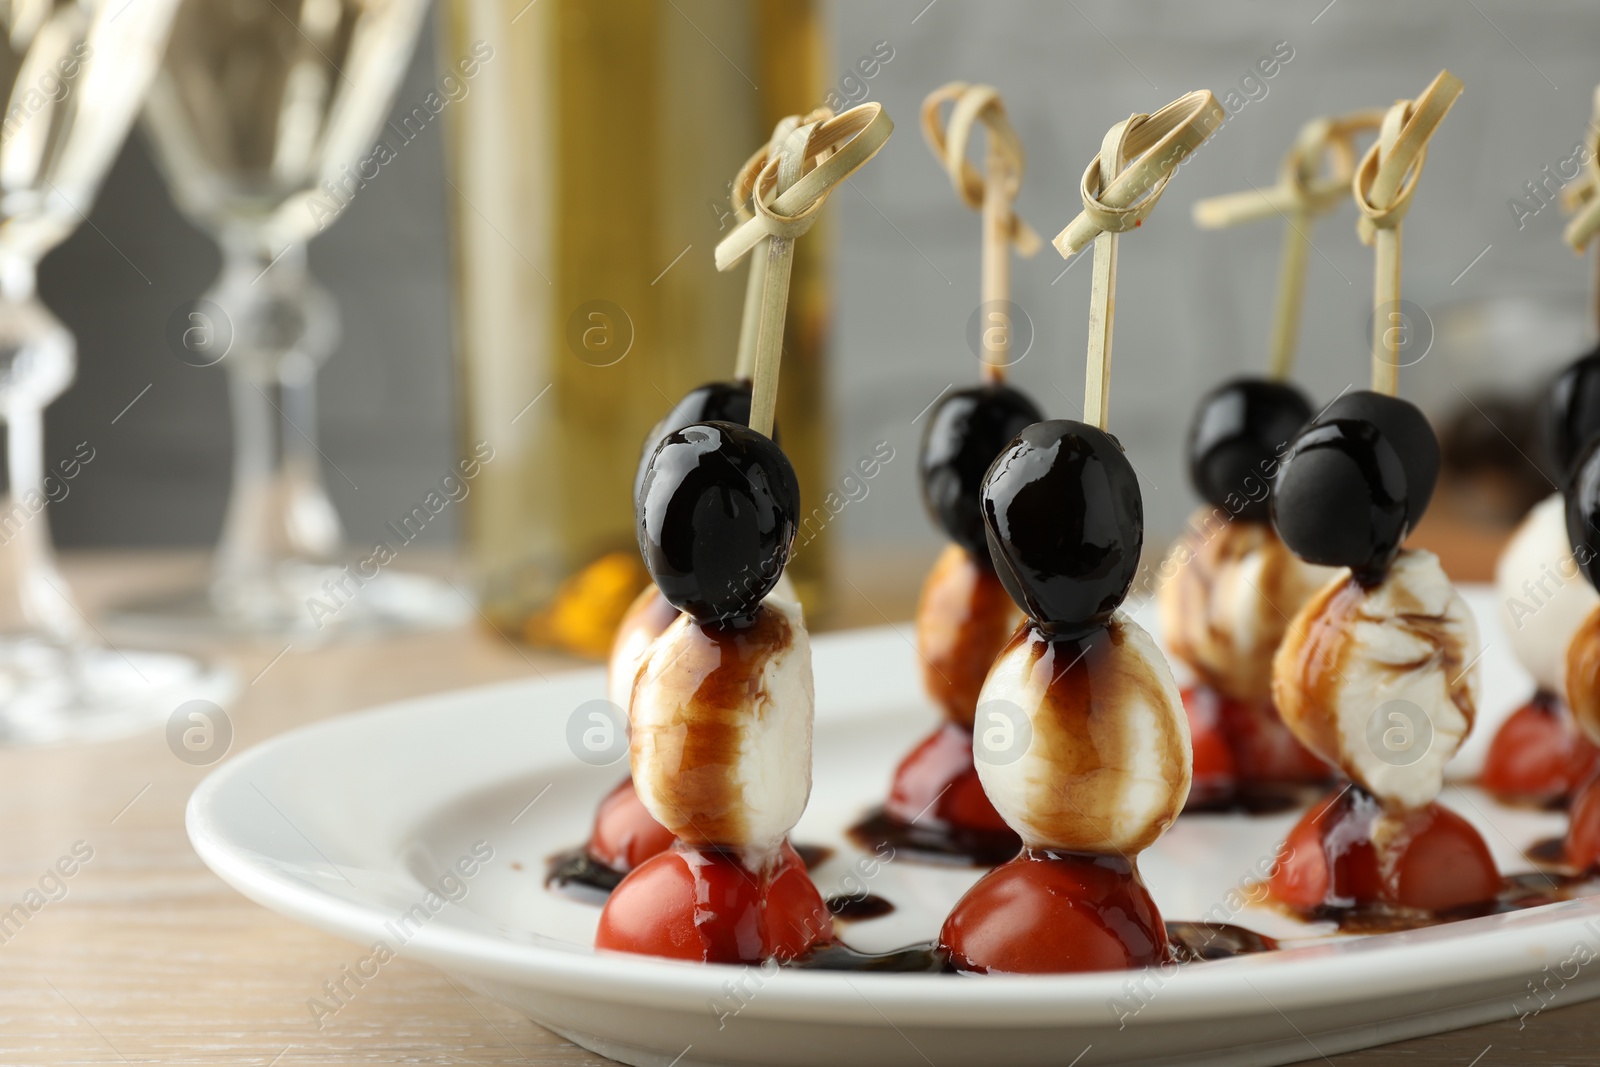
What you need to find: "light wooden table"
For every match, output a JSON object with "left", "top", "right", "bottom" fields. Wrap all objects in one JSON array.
[{"left": 1, "top": 551, "right": 1593, "bottom": 1067}]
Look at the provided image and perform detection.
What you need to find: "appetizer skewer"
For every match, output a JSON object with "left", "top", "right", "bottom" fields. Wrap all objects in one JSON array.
[
  {"left": 851, "top": 83, "right": 1040, "bottom": 865},
  {"left": 597, "top": 104, "right": 892, "bottom": 964},
  {"left": 1483, "top": 88, "right": 1600, "bottom": 806},
  {"left": 1166, "top": 112, "right": 1386, "bottom": 810},
  {"left": 569, "top": 112, "right": 827, "bottom": 893},
  {"left": 1265, "top": 72, "right": 1503, "bottom": 922},
  {"left": 938, "top": 91, "right": 1222, "bottom": 973}
]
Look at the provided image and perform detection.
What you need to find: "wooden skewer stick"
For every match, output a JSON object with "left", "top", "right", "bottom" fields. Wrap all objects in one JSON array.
[
  {"left": 921, "top": 83, "right": 1041, "bottom": 381},
  {"left": 717, "top": 103, "right": 894, "bottom": 437},
  {"left": 1562, "top": 85, "right": 1600, "bottom": 337},
  {"left": 1352, "top": 70, "right": 1464, "bottom": 397},
  {"left": 1055, "top": 91, "right": 1226, "bottom": 431},
  {"left": 1192, "top": 109, "right": 1384, "bottom": 381},
  {"left": 731, "top": 109, "right": 834, "bottom": 381}
]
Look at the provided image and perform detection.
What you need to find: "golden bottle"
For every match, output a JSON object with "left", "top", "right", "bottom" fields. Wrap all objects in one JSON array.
[{"left": 440, "top": 0, "right": 832, "bottom": 655}]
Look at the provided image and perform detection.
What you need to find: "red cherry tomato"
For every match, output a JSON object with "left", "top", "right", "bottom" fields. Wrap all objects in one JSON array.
[
  {"left": 1482, "top": 694, "right": 1600, "bottom": 805},
  {"left": 1566, "top": 773, "right": 1600, "bottom": 870},
  {"left": 1268, "top": 792, "right": 1339, "bottom": 912},
  {"left": 1388, "top": 805, "right": 1501, "bottom": 912},
  {"left": 939, "top": 850, "right": 1167, "bottom": 973},
  {"left": 585, "top": 778, "right": 674, "bottom": 873},
  {"left": 1270, "top": 788, "right": 1498, "bottom": 915},
  {"left": 885, "top": 722, "right": 1012, "bottom": 833},
  {"left": 1182, "top": 686, "right": 1238, "bottom": 805},
  {"left": 1217, "top": 692, "right": 1330, "bottom": 784},
  {"left": 596, "top": 841, "right": 831, "bottom": 964}
]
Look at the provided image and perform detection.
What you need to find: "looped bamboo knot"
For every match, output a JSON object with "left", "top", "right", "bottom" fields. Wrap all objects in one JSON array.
[
  {"left": 1281, "top": 110, "right": 1381, "bottom": 214},
  {"left": 732, "top": 108, "right": 835, "bottom": 225},
  {"left": 921, "top": 82, "right": 1040, "bottom": 255},
  {"left": 1353, "top": 72, "right": 1463, "bottom": 245},
  {"left": 716, "top": 103, "right": 894, "bottom": 271},
  {"left": 1562, "top": 85, "right": 1600, "bottom": 252},
  {"left": 1056, "top": 90, "right": 1225, "bottom": 256}
]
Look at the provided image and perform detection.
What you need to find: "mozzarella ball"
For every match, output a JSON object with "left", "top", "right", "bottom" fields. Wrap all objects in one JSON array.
[
  {"left": 973, "top": 613, "right": 1190, "bottom": 854},
  {"left": 1496, "top": 493, "right": 1598, "bottom": 696},
  {"left": 1157, "top": 510, "right": 1336, "bottom": 704},
  {"left": 1273, "top": 550, "right": 1479, "bottom": 809},
  {"left": 629, "top": 597, "right": 812, "bottom": 854}
]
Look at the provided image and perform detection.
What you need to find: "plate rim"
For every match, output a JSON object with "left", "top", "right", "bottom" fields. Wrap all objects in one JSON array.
[{"left": 186, "top": 618, "right": 1600, "bottom": 1030}]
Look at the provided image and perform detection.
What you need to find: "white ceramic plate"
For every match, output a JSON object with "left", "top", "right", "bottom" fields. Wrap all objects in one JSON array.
[{"left": 188, "top": 586, "right": 1600, "bottom": 1067}]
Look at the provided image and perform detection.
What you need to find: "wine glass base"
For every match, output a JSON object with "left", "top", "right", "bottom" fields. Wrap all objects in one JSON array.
[
  {"left": 0, "top": 638, "right": 237, "bottom": 746},
  {"left": 104, "top": 563, "right": 474, "bottom": 643}
]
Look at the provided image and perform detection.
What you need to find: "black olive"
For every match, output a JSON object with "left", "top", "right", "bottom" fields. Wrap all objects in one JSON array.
[
  {"left": 1316, "top": 391, "right": 1438, "bottom": 529},
  {"left": 1543, "top": 341, "right": 1600, "bottom": 486},
  {"left": 633, "top": 381, "right": 757, "bottom": 505},
  {"left": 1272, "top": 417, "right": 1410, "bottom": 584},
  {"left": 920, "top": 383, "right": 1044, "bottom": 555},
  {"left": 1186, "top": 376, "right": 1312, "bottom": 522},
  {"left": 637, "top": 421, "right": 800, "bottom": 623},
  {"left": 1565, "top": 434, "right": 1600, "bottom": 589},
  {"left": 980, "top": 419, "right": 1143, "bottom": 636}
]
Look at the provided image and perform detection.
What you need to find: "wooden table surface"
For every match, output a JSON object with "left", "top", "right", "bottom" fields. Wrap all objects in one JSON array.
[{"left": 2, "top": 551, "right": 1595, "bottom": 1067}]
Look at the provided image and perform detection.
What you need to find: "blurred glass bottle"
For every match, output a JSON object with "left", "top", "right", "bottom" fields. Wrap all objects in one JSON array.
[{"left": 439, "top": 0, "right": 831, "bottom": 657}]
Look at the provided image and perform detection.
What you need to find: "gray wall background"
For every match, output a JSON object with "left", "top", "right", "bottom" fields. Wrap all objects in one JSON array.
[{"left": 37, "top": 0, "right": 1600, "bottom": 566}]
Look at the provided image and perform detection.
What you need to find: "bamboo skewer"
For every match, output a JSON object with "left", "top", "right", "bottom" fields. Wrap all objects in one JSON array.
[
  {"left": 716, "top": 103, "right": 894, "bottom": 437},
  {"left": 1352, "top": 70, "right": 1464, "bottom": 397},
  {"left": 1192, "top": 109, "right": 1384, "bottom": 381},
  {"left": 921, "top": 83, "right": 1041, "bottom": 381},
  {"left": 731, "top": 109, "right": 834, "bottom": 382},
  {"left": 1562, "top": 86, "right": 1600, "bottom": 337},
  {"left": 1055, "top": 91, "right": 1226, "bottom": 431}
]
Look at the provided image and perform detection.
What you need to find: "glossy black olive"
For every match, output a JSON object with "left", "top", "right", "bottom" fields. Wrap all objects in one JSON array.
[
  {"left": 1544, "top": 341, "right": 1600, "bottom": 486},
  {"left": 921, "top": 383, "right": 1044, "bottom": 555},
  {"left": 633, "top": 381, "right": 756, "bottom": 505},
  {"left": 980, "top": 420, "right": 1143, "bottom": 636},
  {"left": 637, "top": 421, "right": 799, "bottom": 623},
  {"left": 1186, "top": 376, "right": 1312, "bottom": 522},
  {"left": 1565, "top": 434, "right": 1600, "bottom": 589},
  {"left": 1272, "top": 418, "right": 1410, "bottom": 584},
  {"left": 1317, "top": 391, "right": 1438, "bottom": 529}
]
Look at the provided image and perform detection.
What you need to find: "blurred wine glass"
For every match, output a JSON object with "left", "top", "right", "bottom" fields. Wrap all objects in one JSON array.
[
  {"left": 119, "top": 0, "right": 466, "bottom": 637},
  {"left": 0, "top": 0, "right": 236, "bottom": 742}
]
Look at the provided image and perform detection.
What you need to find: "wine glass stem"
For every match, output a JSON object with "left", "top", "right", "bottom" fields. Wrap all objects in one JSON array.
[
  {"left": 214, "top": 241, "right": 342, "bottom": 589},
  {"left": 4, "top": 401, "right": 80, "bottom": 641}
]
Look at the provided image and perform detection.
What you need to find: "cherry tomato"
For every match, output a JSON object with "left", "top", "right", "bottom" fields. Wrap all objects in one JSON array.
[
  {"left": 1565, "top": 772, "right": 1600, "bottom": 870},
  {"left": 886, "top": 722, "right": 1012, "bottom": 833},
  {"left": 596, "top": 841, "right": 831, "bottom": 964},
  {"left": 1388, "top": 805, "right": 1500, "bottom": 912},
  {"left": 1182, "top": 686, "right": 1238, "bottom": 806},
  {"left": 1217, "top": 691, "right": 1330, "bottom": 784},
  {"left": 939, "top": 849, "right": 1167, "bottom": 973},
  {"left": 1270, "top": 787, "right": 1498, "bottom": 914},
  {"left": 1482, "top": 694, "right": 1600, "bottom": 806},
  {"left": 585, "top": 778, "right": 675, "bottom": 873}
]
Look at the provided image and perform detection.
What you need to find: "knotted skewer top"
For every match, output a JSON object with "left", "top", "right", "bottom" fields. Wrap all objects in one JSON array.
[
  {"left": 1352, "top": 71, "right": 1463, "bottom": 245},
  {"left": 1353, "top": 70, "right": 1463, "bottom": 395},
  {"left": 729, "top": 109, "right": 835, "bottom": 381},
  {"left": 1056, "top": 91, "right": 1225, "bottom": 431},
  {"left": 1056, "top": 90, "right": 1226, "bottom": 258},
  {"left": 1192, "top": 108, "right": 1383, "bottom": 230},
  {"left": 922, "top": 82, "right": 1040, "bottom": 380},
  {"left": 1562, "top": 86, "right": 1600, "bottom": 335},
  {"left": 1191, "top": 109, "right": 1385, "bottom": 381},
  {"left": 715, "top": 104, "right": 893, "bottom": 271},
  {"left": 921, "top": 82, "right": 1042, "bottom": 254},
  {"left": 716, "top": 103, "right": 894, "bottom": 437},
  {"left": 731, "top": 108, "right": 838, "bottom": 228},
  {"left": 1563, "top": 86, "right": 1600, "bottom": 251}
]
